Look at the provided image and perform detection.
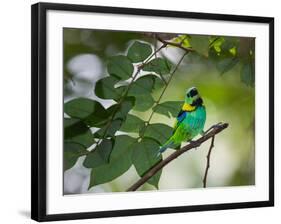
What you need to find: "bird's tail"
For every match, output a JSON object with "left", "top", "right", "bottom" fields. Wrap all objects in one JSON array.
[{"left": 156, "top": 139, "right": 176, "bottom": 157}]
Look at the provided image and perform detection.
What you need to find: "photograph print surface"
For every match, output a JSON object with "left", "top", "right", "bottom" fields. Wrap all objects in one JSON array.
[{"left": 63, "top": 28, "right": 255, "bottom": 195}]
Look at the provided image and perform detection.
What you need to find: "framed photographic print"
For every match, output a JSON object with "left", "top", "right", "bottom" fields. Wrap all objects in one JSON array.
[{"left": 31, "top": 2, "right": 274, "bottom": 222}]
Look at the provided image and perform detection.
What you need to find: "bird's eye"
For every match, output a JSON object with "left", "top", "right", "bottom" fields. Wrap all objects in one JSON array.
[
  {"left": 190, "top": 89, "right": 198, "bottom": 97},
  {"left": 186, "top": 93, "right": 190, "bottom": 98}
]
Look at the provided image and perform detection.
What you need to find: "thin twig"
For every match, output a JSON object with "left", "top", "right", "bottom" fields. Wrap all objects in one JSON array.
[
  {"left": 127, "top": 122, "right": 228, "bottom": 191},
  {"left": 156, "top": 36, "right": 195, "bottom": 53},
  {"left": 144, "top": 51, "right": 188, "bottom": 129},
  {"left": 138, "top": 43, "right": 166, "bottom": 70},
  {"left": 203, "top": 136, "right": 215, "bottom": 188},
  {"left": 209, "top": 37, "right": 220, "bottom": 48}
]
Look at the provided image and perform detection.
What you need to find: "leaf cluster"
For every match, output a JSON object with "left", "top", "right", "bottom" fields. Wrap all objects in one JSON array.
[
  {"left": 172, "top": 35, "right": 255, "bottom": 86},
  {"left": 64, "top": 41, "right": 181, "bottom": 189},
  {"left": 64, "top": 33, "right": 255, "bottom": 191}
]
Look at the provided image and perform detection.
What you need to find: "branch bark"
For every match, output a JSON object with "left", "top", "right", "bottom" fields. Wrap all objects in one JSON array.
[
  {"left": 203, "top": 136, "right": 215, "bottom": 188},
  {"left": 126, "top": 122, "right": 228, "bottom": 191}
]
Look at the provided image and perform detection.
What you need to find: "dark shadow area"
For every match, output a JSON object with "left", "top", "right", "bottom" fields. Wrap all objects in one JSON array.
[{"left": 18, "top": 210, "right": 30, "bottom": 218}]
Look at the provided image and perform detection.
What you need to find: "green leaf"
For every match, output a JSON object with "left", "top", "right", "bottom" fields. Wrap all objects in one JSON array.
[
  {"left": 127, "top": 41, "right": 152, "bottom": 63},
  {"left": 209, "top": 37, "right": 224, "bottom": 52},
  {"left": 128, "top": 75, "right": 156, "bottom": 96},
  {"left": 144, "top": 123, "right": 174, "bottom": 145},
  {"left": 240, "top": 62, "right": 254, "bottom": 87},
  {"left": 107, "top": 55, "right": 134, "bottom": 80},
  {"left": 229, "top": 47, "right": 237, "bottom": 56},
  {"left": 190, "top": 35, "right": 209, "bottom": 57},
  {"left": 107, "top": 97, "right": 135, "bottom": 120},
  {"left": 117, "top": 74, "right": 164, "bottom": 97},
  {"left": 152, "top": 101, "right": 183, "bottom": 118},
  {"left": 94, "top": 119, "right": 122, "bottom": 138},
  {"left": 95, "top": 76, "right": 124, "bottom": 100},
  {"left": 64, "top": 142, "right": 88, "bottom": 171},
  {"left": 172, "top": 35, "right": 191, "bottom": 48},
  {"left": 120, "top": 114, "right": 145, "bottom": 133},
  {"left": 153, "top": 75, "right": 166, "bottom": 89},
  {"left": 221, "top": 37, "right": 239, "bottom": 54},
  {"left": 94, "top": 97, "right": 135, "bottom": 138},
  {"left": 83, "top": 139, "right": 113, "bottom": 168},
  {"left": 132, "top": 138, "right": 162, "bottom": 188},
  {"left": 132, "top": 94, "right": 155, "bottom": 112},
  {"left": 64, "top": 98, "right": 109, "bottom": 127},
  {"left": 89, "top": 135, "right": 137, "bottom": 187},
  {"left": 64, "top": 118, "right": 95, "bottom": 148},
  {"left": 142, "top": 58, "right": 172, "bottom": 75},
  {"left": 217, "top": 57, "right": 239, "bottom": 75}
]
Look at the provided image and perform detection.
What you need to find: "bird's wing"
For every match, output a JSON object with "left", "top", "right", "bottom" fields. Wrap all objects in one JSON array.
[{"left": 173, "top": 110, "right": 188, "bottom": 133}]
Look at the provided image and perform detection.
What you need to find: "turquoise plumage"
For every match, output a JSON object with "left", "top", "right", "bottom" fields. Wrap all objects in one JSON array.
[{"left": 157, "top": 87, "right": 206, "bottom": 156}]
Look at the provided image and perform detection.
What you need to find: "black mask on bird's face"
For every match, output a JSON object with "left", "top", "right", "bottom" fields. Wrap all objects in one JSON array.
[{"left": 185, "top": 87, "right": 203, "bottom": 106}]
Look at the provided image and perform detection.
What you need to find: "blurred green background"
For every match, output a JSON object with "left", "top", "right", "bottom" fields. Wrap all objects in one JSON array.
[{"left": 63, "top": 28, "right": 255, "bottom": 194}]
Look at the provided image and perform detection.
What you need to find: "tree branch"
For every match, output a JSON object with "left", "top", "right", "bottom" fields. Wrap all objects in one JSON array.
[
  {"left": 156, "top": 36, "right": 195, "bottom": 53},
  {"left": 127, "top": 122, "right": 228, "bottom": 191},
  {"left": 142, "top": 32, "right": 194, "bottom": 53},
  {"left": 203, "top": 136, "right": 215, "bottom": 188}
]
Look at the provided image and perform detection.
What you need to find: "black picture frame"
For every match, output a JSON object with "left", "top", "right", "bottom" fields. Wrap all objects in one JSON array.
[{"left": 31, "top": 2, "right": 274, "bottom": 222}]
